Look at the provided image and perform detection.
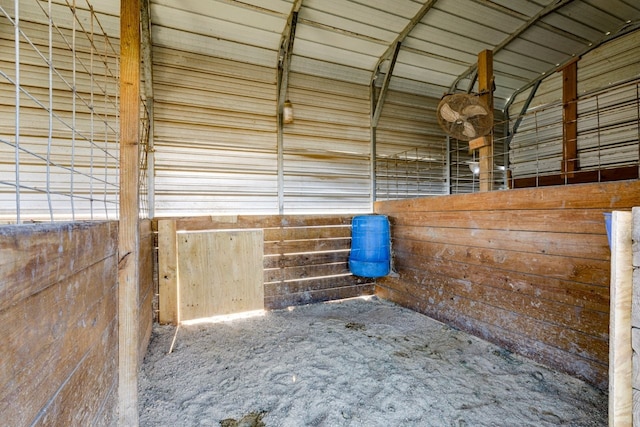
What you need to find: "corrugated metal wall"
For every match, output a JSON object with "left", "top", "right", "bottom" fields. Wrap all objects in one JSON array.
[
  {"left": 151, "top": 46, "right": 279, "bottom": 215},
  {"left": 508, "top": 31, "right": 640, "bottom": 181},
  {"left": 283, "top": 73, "right": 371, "bottom": 213},
  {"left": 375, "top": 90, "right": 447, "bottom": 199},
  {"left": 149, "top": 2, "right": 378, "bottom": 216}
]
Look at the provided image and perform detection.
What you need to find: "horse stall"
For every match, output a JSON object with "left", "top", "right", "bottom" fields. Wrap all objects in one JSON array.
[{"left": 2, "top": 1, "right": 640, "bottom": 426}]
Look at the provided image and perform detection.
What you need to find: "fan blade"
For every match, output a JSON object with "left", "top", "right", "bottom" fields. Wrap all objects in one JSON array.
[
  {"left": 463, "top": 121, "right": 476, "bottom": 138},
  {"left": 440, "top": 103, "right": 460, "bottom": 123},
  {"left": 461, "top": 104, "right": 488, "bottom": 117}
]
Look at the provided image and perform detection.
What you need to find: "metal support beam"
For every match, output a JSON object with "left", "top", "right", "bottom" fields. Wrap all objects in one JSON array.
[
  {"left": 370, "top": 0, "right": 438, "bottom": 87},
  {"left": 368, "top": 0, "right": 437, "bottom": 205},
  {"left": 276, "top": 0, "right": 302, "bottom": 214},
  {"left": 371, "top": 41, "right": 401, "bottom": 128},
  {"left": 277, "top": 0, "right": 302, "bottom": 110},
  {"left": 449, "top": 0, "right": 575, "bottom": 93},
  {"left": 503, "top": 19, "right": 640, "bottom": 115},
  {"left": 505, "top": 79, "right": 541, "bottom": 144},
  {"left": 141, "top": 0, "right": 154, "bottom": 218}
]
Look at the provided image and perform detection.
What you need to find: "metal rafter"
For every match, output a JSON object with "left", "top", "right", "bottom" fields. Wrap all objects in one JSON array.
[
  {"left": 449, "top": 0, "right": 576, "bottom": 93},
  {"left": 276, "top": 0, "right": 302, "bottom": 215},
  {"left": 504, "top": 19, "right": 640, "bottom": 113},
  {"left": 277, "top": 0, "right": 302, "bottom": 111},
  {"left": 370, "top": 0, "right": 439, "bottom": 125}
]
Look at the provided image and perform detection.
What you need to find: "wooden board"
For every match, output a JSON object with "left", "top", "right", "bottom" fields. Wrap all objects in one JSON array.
[
  {"left": 178, "top": 230, "right": 264, "bottom": 321},
  {"left": 157, "top": 215, "right": 373, "bottom": 315},
  {"left": 632, "top": 207, "right": 640, "bottom": 427},
  {"left": 609, "top": 211, "right": 633, "bottom": 426},
  {"left": 158, "top": 219, "right": 178, "bottom": 324},
  {"left": 0, "top": 222, "right": 118, "bottom": 427},
  {"left": 375, "top": 180, "right": 640, "bottom": 390}
]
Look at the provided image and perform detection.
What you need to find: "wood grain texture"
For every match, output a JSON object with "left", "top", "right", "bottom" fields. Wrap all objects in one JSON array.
[
  {"left": 139, "top": 219, "right": 155, "bottom": 361},
  {"left": 477, "top": 49, "right": 494, "bottom": 192},
  {"left": 158, "top": 219, "right": 178, "bottom": 324},
  {"left": 632, "top": 207, "right": 640, "bottom": 329},
  {"left": 0, "top": 222, "right": 118, "bottom": 426},
  {"left": 609, "top": 211, "right": 633, "bottom": 426},
  {"left": 633, "top": 207, "right": 640, "bottom": 427},
  {"left": 157, "top": 214, "right": 373, "bottom": 319},
  {"left": 562, "top": 61, "right": 578, "bottom": 175},
  {"left": 178, "top": 230, "right": 264, "bottom": 320},
  {"left": 0, "top": 221, "right": 117, "bottom": 312},
  {"left": 118, "top": 0, "right": 141, "bottom": 424},
  {"left": 375, "top": 180, "right": 640, "bottom": 213},
  {"left": 375, "top": 180, "right": 640, "bottom": 389}
]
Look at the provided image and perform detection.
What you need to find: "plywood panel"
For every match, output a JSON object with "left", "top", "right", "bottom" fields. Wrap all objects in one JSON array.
[
  {"left": 178, "top": 230, "right": 264, "bottom": 320},
  {"left": 157, "top": 215, "right": 375, "bottom": 313},
  {"left": 158, "top": 219, "right": 178, "bottom": 324}
]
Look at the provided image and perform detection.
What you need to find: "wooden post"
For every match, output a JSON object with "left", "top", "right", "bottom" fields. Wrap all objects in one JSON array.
[
  {"left": 632, "top": 207, "right": 640, "bottom": 426},
  {"left": 609, "top": 211, "right": 633, "bottom": 427},
  {"left": 477, "top": 50, "right": 494, "bottom": 192},
  {"left": 562, "top": 60, "right": 578, "bottom": 176},
  {"left": 119, "top": 0, "right": 140, "bottom": 425}
]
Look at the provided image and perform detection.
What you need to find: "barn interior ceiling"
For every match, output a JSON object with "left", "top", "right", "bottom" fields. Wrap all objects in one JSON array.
[{"left": 149, "top": 0, "right": 640, "bottom": 111}]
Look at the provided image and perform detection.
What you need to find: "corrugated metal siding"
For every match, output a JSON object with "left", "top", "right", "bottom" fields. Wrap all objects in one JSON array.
[
  {"left": 375, "top": 90, "right": 448, "bottom": 199},
  {"left": 507, "top": 31, "right": 640, "bottom": 181},
  {"left": 0, "top": 1, "right": 120, "bottom": 222},
  {"left": 151, "top": 47, "right": 278, "bottom": 215},
  {"left": 578, "top": 30, "right": 640, "bottom": 93},
  {"left": 283, "top": 73, "right": 371, "bottom": 213}
]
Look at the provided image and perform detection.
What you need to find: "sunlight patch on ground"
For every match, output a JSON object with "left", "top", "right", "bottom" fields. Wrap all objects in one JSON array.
[{"left": 180, "top": 309, "right": 266, "bottom": 326}]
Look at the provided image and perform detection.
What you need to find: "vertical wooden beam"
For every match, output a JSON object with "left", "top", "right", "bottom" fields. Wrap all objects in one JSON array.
[
  {"left": 119, "top": 0, "right": 140, "bottom": 425},
  {"left": 632, "top": 207, "right": 640, "bottom": 425},
  {"left": 477, "top": 49, "right": 494, "bottom": 192},
  {"left": 609, "top": 211, "right": 633, "bottom": 427},
  {"left": 562, "top": 60, "right": 578, "bottom": 176}
]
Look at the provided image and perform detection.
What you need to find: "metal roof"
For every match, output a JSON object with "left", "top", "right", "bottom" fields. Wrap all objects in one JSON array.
[{"left": 149, "top": 0, "right": 640, "bottom": 110}]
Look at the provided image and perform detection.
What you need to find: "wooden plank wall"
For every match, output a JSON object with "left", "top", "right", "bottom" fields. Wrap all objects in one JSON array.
[
  {"left": 158, "top": 214, "right": 374, "bottom": 323},
  {"left": 374, "top": 180, "right": 640, "bottom": 389},
  {"left": 0, "top": 222, "right": 119, "bottom": 426},
  {"left": 0, "top": 220, "right": 155, "bottom": 425},
  {"left": 139, "top": 219, "right": 155, "bottom": 360}
]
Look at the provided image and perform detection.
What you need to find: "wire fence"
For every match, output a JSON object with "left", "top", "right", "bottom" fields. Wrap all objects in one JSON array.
[
  {"left": 376, "top": 78, "right": 639, "bottom": 200},
  {"left": 376, "top": 133, "right": 509, "bottom": 200},
  {"left": 0, "top": 0, "right": 131, "bottom": 224},
  {"left": 508, "top": 79, "right": 640, "bottom": 188}
]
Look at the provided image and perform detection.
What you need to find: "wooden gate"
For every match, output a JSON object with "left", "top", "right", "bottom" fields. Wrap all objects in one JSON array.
[{"left": 159, "top": 219, "right": 264, "bottom": 323}]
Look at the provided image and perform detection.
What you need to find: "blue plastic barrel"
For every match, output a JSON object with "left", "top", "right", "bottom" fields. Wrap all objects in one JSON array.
[
  {"left": 603, "top": 212, "right": 612, "bottom": 249},
  {"left": 349, "top": 215, "right": 390, "bottom": 278}
]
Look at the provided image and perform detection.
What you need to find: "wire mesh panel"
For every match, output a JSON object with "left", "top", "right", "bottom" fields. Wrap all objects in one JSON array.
[
  {"left": 376, "top": 145, "right": 447, "bottom": 200},
  {"left": 448, "top": 131, "right": 508, "bottom": 195},
  {"left": 0, "top": 0, "right": 121, "bottom": 223},
  {"left": 508, "top": 80, "right": 640, "bottom": 187}
]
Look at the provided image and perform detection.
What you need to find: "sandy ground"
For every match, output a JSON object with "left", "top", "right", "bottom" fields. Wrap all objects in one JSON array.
[{"left": 139, "top": 297, "right": 607, "bottom": 426}]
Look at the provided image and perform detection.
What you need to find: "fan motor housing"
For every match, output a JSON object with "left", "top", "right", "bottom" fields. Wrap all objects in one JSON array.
[{"left": 436, "top": 93, "right": 494, "bottom": 141}]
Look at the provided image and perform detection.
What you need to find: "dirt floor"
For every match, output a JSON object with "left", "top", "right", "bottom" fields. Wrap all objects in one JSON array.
[{"left": 138, "top": 296, "right": 607, "bottom": 426}]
